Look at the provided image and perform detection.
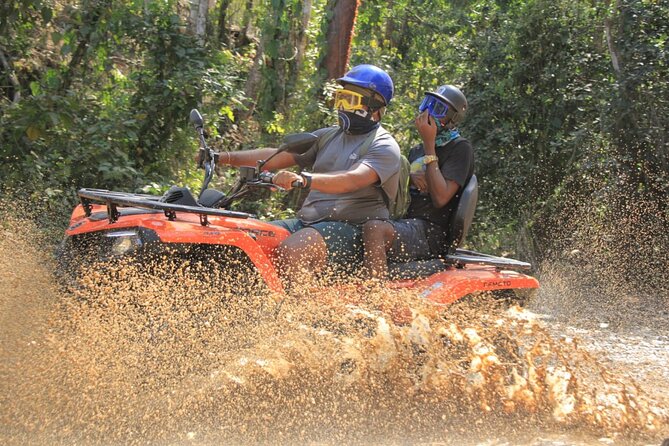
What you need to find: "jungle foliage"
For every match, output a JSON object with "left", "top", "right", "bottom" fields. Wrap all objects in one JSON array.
[{"left": 1, "top": 0, "right": 667, "bottom": 265}]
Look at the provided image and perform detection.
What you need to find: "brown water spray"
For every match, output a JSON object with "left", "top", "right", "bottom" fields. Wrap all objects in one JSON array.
[{"left": 1, "top": 205, "right": 667, "bottom": 445}]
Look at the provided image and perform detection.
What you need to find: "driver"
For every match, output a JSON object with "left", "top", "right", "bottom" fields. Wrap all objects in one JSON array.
[{"left": 216, "top": 64, "right": 401, "bottom": 285}]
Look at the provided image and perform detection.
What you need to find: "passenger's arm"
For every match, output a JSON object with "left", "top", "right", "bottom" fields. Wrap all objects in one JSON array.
[
  {"left": 415, "top": 111, "right": 460, "bottom": 208},
  {"left": 216, "top": 148, "right": 297, "bottom": 170},
  {"left": 272, "top": 163, "right": 380, "bottom": 193},
  {"left": 425, "top": 166, "right": 460, "bottom": 208}
]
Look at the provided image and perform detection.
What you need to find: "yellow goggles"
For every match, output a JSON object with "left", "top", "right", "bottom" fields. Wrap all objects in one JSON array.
[{"left": 333, "top": 89, "right": 367, "bottom": 111}]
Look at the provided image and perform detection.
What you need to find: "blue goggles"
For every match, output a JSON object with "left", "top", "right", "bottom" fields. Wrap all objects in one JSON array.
[{"left": 418, "top": 95, "right": 450, "bottom": 119}]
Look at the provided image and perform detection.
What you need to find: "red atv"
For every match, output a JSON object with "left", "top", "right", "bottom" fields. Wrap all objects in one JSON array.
[{"left": 61, "top": 110, "right": 539, "bottom": 305}]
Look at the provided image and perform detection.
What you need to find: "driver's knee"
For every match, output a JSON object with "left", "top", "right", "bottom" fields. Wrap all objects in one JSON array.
[{"left": 276, "top": 227, "right": 327, "bottom": 270}]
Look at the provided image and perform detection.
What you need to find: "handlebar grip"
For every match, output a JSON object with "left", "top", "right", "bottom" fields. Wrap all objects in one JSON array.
[
  {"left": 291, "top": 179, "right": 304, "bottom": 188},
  {"left": 258, "top": 171, "right": 275, "bottom": 184}
]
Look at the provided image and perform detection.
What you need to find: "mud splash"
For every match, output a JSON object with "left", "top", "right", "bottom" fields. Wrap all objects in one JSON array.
[{"left": 1, "top": 210, "right": 668, "bottom": 445}]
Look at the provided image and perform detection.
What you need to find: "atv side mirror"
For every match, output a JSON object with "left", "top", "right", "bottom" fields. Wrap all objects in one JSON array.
[
  {"left": 257, "top": 132, "right": 318, "bottom": 171},
  {"left": 277, "top": 132, "right": 318, "bottom": 155},
  {"left": 190, "top": 109, "right": 204, "bottom": 129}
]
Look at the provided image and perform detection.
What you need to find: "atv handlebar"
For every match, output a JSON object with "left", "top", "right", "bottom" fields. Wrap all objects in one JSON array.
[
  {"left": 240, "top": 168, "right": 303, "bottom": 189},
  {"left": 189, "top": 110, "right": 310, "bottom": 209},
  {"left": 190, "top": 109, "right": 216, "bottom": 196},
  {"left": 259, "top": 171, "right": 305, "bottom": 189}
]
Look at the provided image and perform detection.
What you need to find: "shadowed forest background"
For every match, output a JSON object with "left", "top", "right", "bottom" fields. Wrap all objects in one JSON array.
[{"left": 1, "top": 0, "right": 668, "bottom": 295}]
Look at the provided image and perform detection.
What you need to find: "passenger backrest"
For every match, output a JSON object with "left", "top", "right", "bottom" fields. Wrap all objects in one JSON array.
[{"left": 445, "top": 174, "right": 478, "bottom": 253}]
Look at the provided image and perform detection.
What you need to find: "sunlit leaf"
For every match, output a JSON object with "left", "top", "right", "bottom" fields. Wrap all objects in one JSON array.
[
  {"left": 29, "top": 82, "right": 41, "bottom": 96},
  {"left": 26, "top": 126, "right": 43, "bottom": 141}
]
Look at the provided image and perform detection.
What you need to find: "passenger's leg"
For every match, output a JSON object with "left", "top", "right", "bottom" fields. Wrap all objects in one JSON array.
[{"left": 362, "top": 220, "right": 396, "bottom": 279}]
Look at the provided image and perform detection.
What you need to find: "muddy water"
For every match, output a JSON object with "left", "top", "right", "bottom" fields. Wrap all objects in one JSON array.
[{"left": 1, "top": 212, "right": 668, "bottom": 445}]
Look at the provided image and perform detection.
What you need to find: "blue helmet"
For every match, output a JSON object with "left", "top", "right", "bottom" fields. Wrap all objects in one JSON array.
[{"left": 336, "top": 64, "right": 394, "bottom": 106}]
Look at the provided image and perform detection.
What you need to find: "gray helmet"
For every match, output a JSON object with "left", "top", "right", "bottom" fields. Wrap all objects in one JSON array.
[{"left": 425, "top": 85, "right": 468, "bottom": 125}]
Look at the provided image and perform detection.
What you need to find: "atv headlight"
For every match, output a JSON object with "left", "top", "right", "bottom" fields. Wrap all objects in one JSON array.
[{"left": 105, "top": 230, "right": 143, "bottom": 256}]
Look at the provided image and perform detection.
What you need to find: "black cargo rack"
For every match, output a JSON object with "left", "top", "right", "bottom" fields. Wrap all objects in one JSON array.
[
  {"left": 78, "top": 188, "right": 252, "bottom": 226},
  {"left": 444, "top": 249, "right": 532, "bottom": 271}
]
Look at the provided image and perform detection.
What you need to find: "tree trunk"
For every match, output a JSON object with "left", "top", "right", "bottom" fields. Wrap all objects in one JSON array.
[
  {"left": 216, "top": 0, "right": 232, "bottom": 46},
  {"left": 383, "top": 0, "right": 395, "bottom": 49},
  {"left": 320, "top": 0, "right": 359, "bottom": 80},
  {"left": 239, "top": 41, "right": 264, "bottom": 120},
  {"left": 280, "top": 0, "right": 312, "bottom": 113},
  {"left": 0, "top": 46, "right": 21, "bottom": 102},
  {"left": 604, "top": 17, "right": 621, "bottom": 74},
  {"left": 294, "top": 0, "right": 312, "bottom": 70},
  {"left": 395, "top": 0, "right": 414, "bottom": 56},
  {"left": 242, "top": 0, "right": 254, "bottom": 40},
  {"left": 61, "top": 0, "right": 111, "bottom": 91},
  {"left": 241, "top": 0, "right": 313, "bottom": 122},
  {"left": 189, "top": 0, "right": 211, "bottom": 44},
  {"left": 605, "top": 0, "right": 667, "bottom": 199}
]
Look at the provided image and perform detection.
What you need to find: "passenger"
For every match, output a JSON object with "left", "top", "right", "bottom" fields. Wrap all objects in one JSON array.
[
  {"left": 217, "top": 64, "right": 401, "bottom": 284},
  {"left": 362, "top": 85, "right": 474, "bottom": 279}
]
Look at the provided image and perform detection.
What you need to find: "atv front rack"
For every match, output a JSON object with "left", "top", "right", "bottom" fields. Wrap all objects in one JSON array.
[
  {"left": 78, "top": 188, "right": 252, "bottom": 226},
  {"left": 445, "top": 249, "right": 532, "bottom": 271},
  {"left": 388, "top": 249, "right": 532, "bottom": 280}
]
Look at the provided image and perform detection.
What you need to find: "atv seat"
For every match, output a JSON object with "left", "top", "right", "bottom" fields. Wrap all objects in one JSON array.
[
  {"left": 198, "top": 188, "right": 226, "bottom": 208},
  {"left": 445, "top": 174, "right": 478, "bottom": 254},
  {"left": 160, "top": 186, "right": 226, "bottom": 209}
]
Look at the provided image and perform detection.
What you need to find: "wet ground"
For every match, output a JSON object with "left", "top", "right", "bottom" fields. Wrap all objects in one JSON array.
[{"left": 1, "top": 211, "right": 668, "bottom": 446}]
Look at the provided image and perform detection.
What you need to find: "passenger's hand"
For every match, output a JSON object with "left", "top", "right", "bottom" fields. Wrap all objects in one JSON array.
[
  {"left": 273, "top": 170, "right": 302, "bottom": 190},
  {"left": 410, "top": 171, "right": 427, "bottom": 192},
  {"left": 415, "top": 110, "right": 437, "bottom": 145}
]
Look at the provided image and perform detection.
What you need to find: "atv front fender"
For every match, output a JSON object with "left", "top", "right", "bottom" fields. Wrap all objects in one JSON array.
[{"left": 156, "top": 227, "right": 285, "bottom": 294}]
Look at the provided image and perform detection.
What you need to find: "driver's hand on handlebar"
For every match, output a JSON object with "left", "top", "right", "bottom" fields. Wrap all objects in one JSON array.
[
  {"left": 272, "top": 170, "right": 302, "bottom": 190},
  {"left": 194, "top": 150, "right": 231, "bottom": 168}
]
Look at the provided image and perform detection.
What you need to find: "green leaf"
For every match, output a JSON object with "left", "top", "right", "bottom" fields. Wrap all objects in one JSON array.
[
  {"left": 41, "top": 6, "right": 52, "bottom": 23},
  {"left": 219, "top": 106, "right": 235, "bottom": 122},
  {"left": 51, "top": 31, "right": 62, "bottom": 44},
  {"left": 29, "top": 81, "right": 41, "bottom": 96},
  {"left": 47, "top": 112, "right": 60, "bottom": 126},
  {"left": 26, "top": 126, "right": 43, "bottom": 141}
]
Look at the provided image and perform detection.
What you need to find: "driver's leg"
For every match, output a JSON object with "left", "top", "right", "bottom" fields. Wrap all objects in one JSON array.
[{"left": 275, "top": 227, "right": 328, "bottom": 286}]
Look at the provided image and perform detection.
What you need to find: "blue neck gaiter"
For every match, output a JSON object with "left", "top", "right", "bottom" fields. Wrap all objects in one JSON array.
[{"left": 435, "top": 119, "right": 460, "bottom": 147}]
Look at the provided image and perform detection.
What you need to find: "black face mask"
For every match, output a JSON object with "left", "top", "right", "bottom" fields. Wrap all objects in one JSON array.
[{"left": 338, "top": 110, "right": 380, "bottom": 135}]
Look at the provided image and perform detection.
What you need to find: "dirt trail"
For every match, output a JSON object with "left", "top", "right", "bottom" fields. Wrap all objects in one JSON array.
[{"left": 1, "top": 211, "right": 668, "bottom": 445}]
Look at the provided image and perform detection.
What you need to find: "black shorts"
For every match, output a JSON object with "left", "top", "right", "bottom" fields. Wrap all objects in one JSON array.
[
  {"left": 270, "top": 218, "right": 363, "bottom": 273},
  {"left": 388, "top": 218, "right": 445, "bottom": 261}
]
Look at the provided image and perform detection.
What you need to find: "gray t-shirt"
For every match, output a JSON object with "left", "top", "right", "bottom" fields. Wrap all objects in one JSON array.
[{"left": 294, "top": 126, "right": 400, "bottom": 224}]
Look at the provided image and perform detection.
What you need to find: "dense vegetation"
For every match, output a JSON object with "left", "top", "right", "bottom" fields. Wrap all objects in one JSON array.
[{"left": 1, "top": 0, "right": 667, "bottom": 279}]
